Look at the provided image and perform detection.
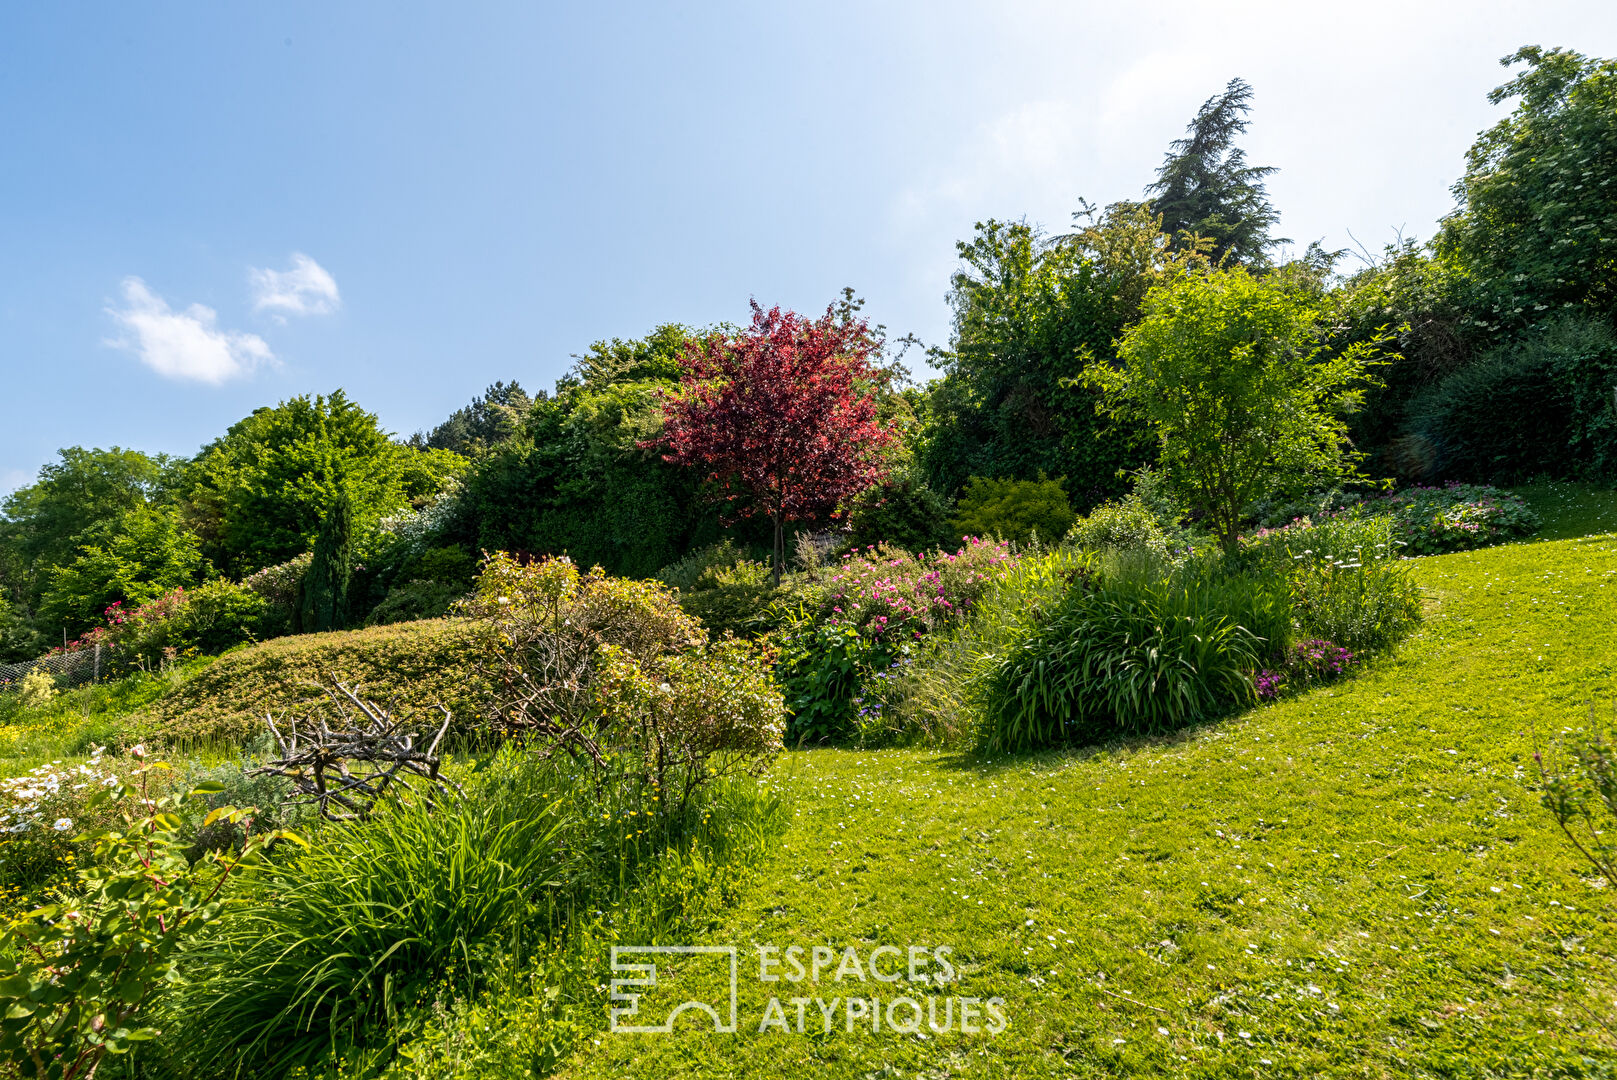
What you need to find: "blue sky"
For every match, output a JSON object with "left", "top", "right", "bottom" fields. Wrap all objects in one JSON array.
[{"left": 3, "top": 1, "right": 1615, "bottom": 493}]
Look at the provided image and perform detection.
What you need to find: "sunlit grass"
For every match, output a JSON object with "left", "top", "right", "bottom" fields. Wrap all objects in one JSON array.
[{"left": 557, "top": 495, "right": 1617, "bottom": 1078}]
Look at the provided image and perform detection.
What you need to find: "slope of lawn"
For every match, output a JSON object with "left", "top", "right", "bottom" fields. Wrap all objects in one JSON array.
[{"left": 562, "top": 489, "right": 1617, "bottom": 1079}]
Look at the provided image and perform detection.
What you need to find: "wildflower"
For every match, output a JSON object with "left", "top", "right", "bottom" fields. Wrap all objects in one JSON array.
[{"left": 53, "top": 818, "right": 72, "bottom": 831}]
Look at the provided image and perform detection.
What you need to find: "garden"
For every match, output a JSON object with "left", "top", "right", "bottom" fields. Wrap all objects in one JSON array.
[{"left": 1, "top": 44, "right": 1616, "bottom": 1079}]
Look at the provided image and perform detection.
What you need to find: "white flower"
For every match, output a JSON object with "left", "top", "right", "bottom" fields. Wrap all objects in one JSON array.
[
  {"left": 8, "top": 821, "right": 31, "bottom": 833},
  {"left": 53, "top": 818, "right": 72, "bottom": 832}
]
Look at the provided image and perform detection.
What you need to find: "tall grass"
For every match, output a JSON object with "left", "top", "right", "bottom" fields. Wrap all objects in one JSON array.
[
  {"left": 168, "top": 750, "right": 570, "bottom": 1076},
  {"left": 160, "top": 749, "right": 788, "bottom": 1078}
]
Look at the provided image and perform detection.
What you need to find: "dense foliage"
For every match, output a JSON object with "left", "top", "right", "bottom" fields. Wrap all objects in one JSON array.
[
  {"left": 945, "top": 475, "right": 1075, "bottom": 545},
  {"left": 918, "top": 206, "right": 1170, "bottom": 506},
  {"left": 1146, "top": 77, "right": 1283, "bottom": 266}
]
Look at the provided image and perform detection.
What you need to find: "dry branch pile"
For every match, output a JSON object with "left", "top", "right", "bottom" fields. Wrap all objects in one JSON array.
[{"left": 252, "top": 681, "right": 457, "bottom": 821}]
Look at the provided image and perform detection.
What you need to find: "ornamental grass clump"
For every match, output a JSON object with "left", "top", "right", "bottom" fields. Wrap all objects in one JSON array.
[
  {"left": 974, "top": 553, "right": 1287, "bottom": 753},
  {"left": 169, "top": 749, "right": 569, "bottom": 1077}
]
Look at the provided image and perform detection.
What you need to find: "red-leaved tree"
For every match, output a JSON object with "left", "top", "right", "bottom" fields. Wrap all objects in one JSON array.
[{"left": 647, "top": 302, "right": 895, "bottom": 584}]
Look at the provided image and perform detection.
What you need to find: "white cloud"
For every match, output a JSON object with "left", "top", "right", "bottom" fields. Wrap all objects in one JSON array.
[
  {"left": 106, "top": 277, "right": 275, "bottom": 384},
  {"left": 249, "top": 252, "right": 341, "bottom": 319}
]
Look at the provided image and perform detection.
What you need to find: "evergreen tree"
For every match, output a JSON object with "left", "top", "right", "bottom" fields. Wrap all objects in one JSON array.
[
  {"left": 299, "top": 492, "right": 353, "bottom": 633},
  {"left": 1147, "top": 78, "right": 1284, "bottom": 266},
  {"left": 416, "top": 381, "right": 533, "bottom": 456}
]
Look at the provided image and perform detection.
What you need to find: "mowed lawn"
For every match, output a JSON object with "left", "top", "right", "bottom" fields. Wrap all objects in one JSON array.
[{"left": 564, "top": 489, "right": 1617, "bottom": 1079}]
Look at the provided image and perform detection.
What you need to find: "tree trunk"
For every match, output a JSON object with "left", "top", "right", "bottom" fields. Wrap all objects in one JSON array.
[{"left": 771, "top": 511, "right": 785, "bottom": 587}]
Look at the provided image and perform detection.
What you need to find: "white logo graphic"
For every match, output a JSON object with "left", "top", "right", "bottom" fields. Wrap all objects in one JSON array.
[{"left": 610, "top": 946, "right": 739, "bottom": 1033}]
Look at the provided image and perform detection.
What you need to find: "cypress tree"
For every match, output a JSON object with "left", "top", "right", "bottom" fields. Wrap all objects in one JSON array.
[{"left": 299, "top": 492, "right": 353, "bottom": 633}]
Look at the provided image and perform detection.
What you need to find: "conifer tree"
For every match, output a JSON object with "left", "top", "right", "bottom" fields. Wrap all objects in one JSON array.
[
  {"left": 1147, "top": 78, "right": 1285, "bottom": 266},
  {"left": 299, "top": 491, "right": 353, "bottom": 633}
]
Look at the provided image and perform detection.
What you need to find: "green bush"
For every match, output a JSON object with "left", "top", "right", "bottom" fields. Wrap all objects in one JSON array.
[
  {"left": 656, "top": 540, "right": 794, "bottom": 638},
  {"left": 946, "top": 474, "right": 1075, "bottom": 545},
  {"left": 974, "top": 555, "right": 1286, "bottom": 752},
  {"left": 366, "top": 579, "right": 462, "bottom": 626},
  {"left": 132, "top": 619, "right": 489, "bottom": 746},
  {"left": 1395, "top": 314, "right": 1617, "bottom": 484},
  {"left": 847, "top": 470, "right": 949, "bottom": 552},
  {"left": 0, "top": 597, "right": 43, "bottom": 664},
  {"left": 1067, "top": 497, "right": 1172, "bottom": 561},
  {"left": 1396, "top": 348, "right": 1570, "bottom": 483},
  {"left": 774, "top": 621, "right": 876, "bottom": 744}
]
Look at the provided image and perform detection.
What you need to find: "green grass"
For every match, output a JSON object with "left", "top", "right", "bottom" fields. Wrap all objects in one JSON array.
[{"left": 554, "top": 491, "right": 1617, "bottom": 1078}]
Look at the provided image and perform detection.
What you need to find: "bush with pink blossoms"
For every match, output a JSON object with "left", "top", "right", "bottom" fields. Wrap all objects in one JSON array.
[{"left": 820, "top": 537, "right": 1016, "bottom": 645}]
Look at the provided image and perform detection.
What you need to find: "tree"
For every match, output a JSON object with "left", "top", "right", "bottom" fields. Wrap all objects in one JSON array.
[
  {"left": 921, "top": 203, "right": 1178, "bottom": 506},
  {"left": 299, "top": 492, "right": 354, "bottom": 633},
  {"left": 0, "top": 447, "right": 174, "bottom": 604},
  {"left": 36, "top": 506, "right": 205, "bottom": 637},
  {"left": 0, "top": 596, "right": 43, "bottom": 663},
  {"left": 1438, "top": 46, "right": 1617, "bottom": 326},
  {"left": 180, "top": 391, "right": 425, "bottom": 576},
  {"left": 649, "top": 302, "right": 895, "bottom": 584},
  {"left": 1147, "top": 78, "right": 1285, "bottom": 266},
  {"left": 458, "top": 325, "right": 725, "bottom": 579},
  {"left": 414, "top": 380, "right": 534, "bottom": 456},
  {"left": 1086, "top": 267, "right": 1380, "bottom": 552}
]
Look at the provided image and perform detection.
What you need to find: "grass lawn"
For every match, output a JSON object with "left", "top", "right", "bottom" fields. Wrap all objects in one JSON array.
[{"left": 561, "top": 489, "right": 1617, "bottom": 1078}]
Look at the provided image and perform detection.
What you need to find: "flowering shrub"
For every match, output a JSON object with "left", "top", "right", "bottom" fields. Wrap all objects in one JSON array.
[
  {"left": 1249, "top": 484, "right": 1539, "bottom": 557},
  {"left": 821, "top": 537, "right": 1015, "bottom": 644},
  {"left": 0, "top": 757, "right": 299, "bottom": 1079},
  {"left": 51, "top": 581, "right": 280, "bottom": 674},
  {"left": 17, "top": 670, "right": 56, "bottom": 710},
  {"left": 593, "top": 636, "right": 785, "bottom": 809},
  {"left": 1243, "top": 512, "right": 1422, "bottom": 655},
  {"left": 777, "top": 538, "right": 1018, "bottom": 742},
  {"left": 241, "top": 551, "right": 313, "bottom": 611},
  {"left": 458, "top": 552, "right": 783, "bottom": 805},
  {"left": 1366, "top": 483, "right": 1540, "bottom": 555},
  {"left": 1254, "top": 639, "right": 1355, "bottom": 700}
]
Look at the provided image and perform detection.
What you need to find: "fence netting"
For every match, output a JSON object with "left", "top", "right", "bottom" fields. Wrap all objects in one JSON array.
[{"left": 0, "top": 647, "right": 103, "bottom": 691}]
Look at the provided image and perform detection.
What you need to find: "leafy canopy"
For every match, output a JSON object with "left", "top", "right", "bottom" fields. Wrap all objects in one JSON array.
[
  {"left": 921, "top": 203, "right": 1179, "bottom": 505},
  {"left": 0, "top": 447, "right": 175, "bottom": 601},
  {"left": 1087, "top": 267, "right": 1381, "bottom": 551},
  {"left": 180, "top": 391, "right": 436, "bottom": 576},
  {"left": 36, "top": 505, "right": 205, "bottom": 636},
  {"left": 1439, "top": 46, "right": 1617, "bottom": 326}
]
